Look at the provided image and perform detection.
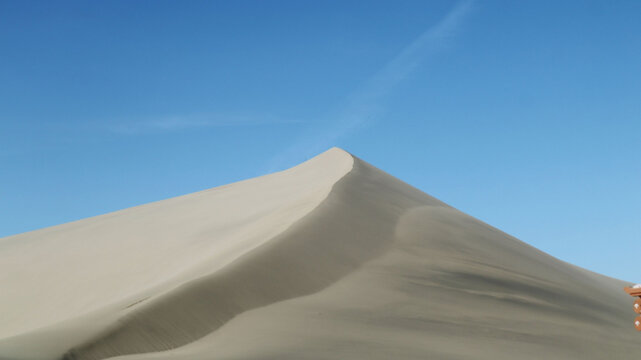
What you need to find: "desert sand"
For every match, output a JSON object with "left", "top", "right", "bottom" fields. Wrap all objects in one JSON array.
[{"left": 0, "top": 147, "right": 638, "bottom": 360}]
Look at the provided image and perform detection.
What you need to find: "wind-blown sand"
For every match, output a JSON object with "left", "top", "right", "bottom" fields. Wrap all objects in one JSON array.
[{"left": 0, "top": 148, "right": 638, "bottom": 360}]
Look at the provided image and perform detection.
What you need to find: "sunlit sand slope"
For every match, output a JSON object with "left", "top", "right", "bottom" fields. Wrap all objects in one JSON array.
[
  {"left": 0, "top": 148, "right": 638, "bottom": 360},
  {"left": 0, "top": 148, "right": 353, "bottom": 359}
]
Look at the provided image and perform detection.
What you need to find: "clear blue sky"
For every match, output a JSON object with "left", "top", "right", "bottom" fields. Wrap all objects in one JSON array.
[{"left": 1, "top": 1, "right": 639, "bottom": 281}]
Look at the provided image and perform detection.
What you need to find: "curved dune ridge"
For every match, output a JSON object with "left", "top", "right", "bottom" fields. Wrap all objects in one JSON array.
[{"left": 1, "top": 147, "right": 639, "bottom": 360}]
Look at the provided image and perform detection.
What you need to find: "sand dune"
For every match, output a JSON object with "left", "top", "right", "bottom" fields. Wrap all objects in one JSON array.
[{"left": 0, "top": 147, "right": 638, "bottom": 360}]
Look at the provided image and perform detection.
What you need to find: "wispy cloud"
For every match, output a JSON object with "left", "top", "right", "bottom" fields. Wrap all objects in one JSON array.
[
  {"left": 264, "top": 0, "right": 474, "bottom": 172},
  {"left": 107, "top": 112, "right": 302, "bottom": 135}
]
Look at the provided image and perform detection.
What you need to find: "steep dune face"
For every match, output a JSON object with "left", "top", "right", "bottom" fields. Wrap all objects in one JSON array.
[
  {"left": 55, "top": 151, "right": 446, "bottom": 360},
  {"left": 1, "top": 148, "right": 638, "bottom": 360}
]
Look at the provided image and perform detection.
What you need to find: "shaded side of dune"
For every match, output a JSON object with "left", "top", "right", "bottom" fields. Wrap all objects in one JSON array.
[
  {"left": 63, "top": 157, "right": 446, "bottom": 360},
  {"left": 107, "top": 202, "right": 638, "bottom": 359}
]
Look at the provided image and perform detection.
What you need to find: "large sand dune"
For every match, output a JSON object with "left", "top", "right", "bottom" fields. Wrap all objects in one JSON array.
[{"left": 0, "top": 148, "right": 638, "bottom": 359}]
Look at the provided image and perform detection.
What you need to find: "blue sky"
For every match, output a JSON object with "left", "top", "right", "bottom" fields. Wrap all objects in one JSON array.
[{"left": 1, "top": 1, "right": 639, "bottom": 281}]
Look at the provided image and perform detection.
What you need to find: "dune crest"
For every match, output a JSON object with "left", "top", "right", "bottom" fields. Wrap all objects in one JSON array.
[{"left": 1, "top": 148, "right": 639, "bottom": 360}]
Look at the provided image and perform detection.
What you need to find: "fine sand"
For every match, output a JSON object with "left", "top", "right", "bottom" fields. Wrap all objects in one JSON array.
[{"left": 0, "top": 147, "right": 638, "bottom": 360}]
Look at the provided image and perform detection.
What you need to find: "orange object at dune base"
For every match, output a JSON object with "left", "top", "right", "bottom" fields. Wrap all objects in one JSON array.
[
  {"left": 634, "top": 298, "right": 641, "bottom": 315},
  {"left": 635, "top": 316, "right": 641, "bottom": 331},
  {"left": 624, "top": 287, "right": 641, "bottom": 331}
]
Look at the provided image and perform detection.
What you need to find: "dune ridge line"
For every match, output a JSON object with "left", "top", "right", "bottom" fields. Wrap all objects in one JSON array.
[
  {"left": 2, "top": 147, "right": 640, "bottom": 360},
  {"left": 59, "top": 151, "right": 446, "bottom": 360},
  {"left": 0, "top": 148, "right": 353, "bottom": 360}
]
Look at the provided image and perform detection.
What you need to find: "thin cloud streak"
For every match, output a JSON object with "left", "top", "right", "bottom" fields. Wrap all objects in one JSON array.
[
  {"left": 107, "top": 113, "right": 302, "bottom": 135},
  {"left": 264, "top": 0, "right": 474, "bottom": 172}
]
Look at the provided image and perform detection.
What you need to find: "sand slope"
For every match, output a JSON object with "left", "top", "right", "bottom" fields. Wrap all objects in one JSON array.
[{"left": 0, "top": 148, "right": 638, "bottom": 360}]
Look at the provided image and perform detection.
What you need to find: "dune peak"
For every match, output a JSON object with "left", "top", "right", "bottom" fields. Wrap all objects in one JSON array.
[{"left": 0, "top": 148, "right": 638, "bottom": 360}]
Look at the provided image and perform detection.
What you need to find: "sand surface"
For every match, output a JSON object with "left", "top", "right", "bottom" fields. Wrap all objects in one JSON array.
[{"left": 0, "top": 147, "right": 638, "bottom": 360}]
